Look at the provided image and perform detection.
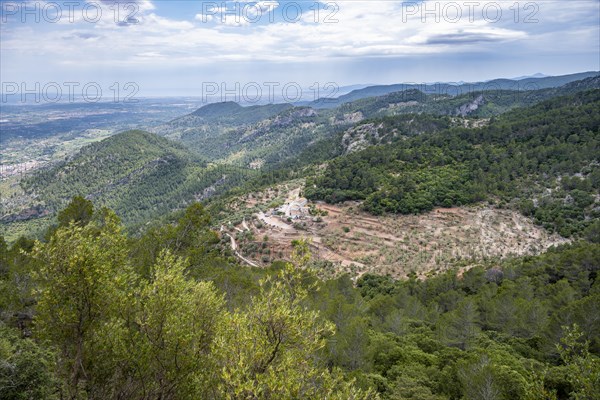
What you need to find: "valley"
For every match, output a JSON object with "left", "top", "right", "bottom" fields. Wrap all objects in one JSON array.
[
  {"left": 2, "top": 69, "right": 600, "bottom": 400},
  {"left": 0, "top": 98, "right": 203, "bottom": 178}
]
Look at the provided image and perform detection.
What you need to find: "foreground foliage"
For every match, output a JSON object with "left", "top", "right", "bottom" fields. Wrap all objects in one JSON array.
[
  {"left": 1, "top": 200, "right": 375, "bottom": 399},
  {"left": 1, "top": 198, "right": 599, "bottom": 399}
]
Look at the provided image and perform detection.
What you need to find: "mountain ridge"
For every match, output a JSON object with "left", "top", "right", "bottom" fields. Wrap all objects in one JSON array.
[{"left": 305, "top": 70, "right": 600, "bottom": 109}]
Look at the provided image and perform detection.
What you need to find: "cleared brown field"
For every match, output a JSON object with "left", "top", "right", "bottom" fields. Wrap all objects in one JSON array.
[{"left": 221, "top": 184, "right": 568, "bottom": 279}]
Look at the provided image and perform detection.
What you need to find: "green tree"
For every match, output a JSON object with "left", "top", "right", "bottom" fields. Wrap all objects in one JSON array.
[
  {"left": 0, "top": 236, "right": 8, "bottom": 277},
  {"left": 439, "top": 299, "right": 481, "bottom": 350},
  {"left": 0, "top": 323, "right": 57, "bottom": 400},
  {"left": 214, "top": 257, "right": 376, "bottom": 399},
  {"left": 458, "top": 354, "right": 502, "bottom": 400},
  {"left": 556, "top": 324, "right": 600, "bottom": 400},
  {"left": 522, "top": 366, "right": 557, "bottom": 400},
  {"left": 131, "top": 202, "right": 223, "bottom": 279},
  {"left": 57, "top": 196, "right": 94, "bottom": 227},
  {"left": 112, "top": 250, "right": 225, "bottom": 399},
  {"left": 0, "top": 237, "right": 36, "bottom": 331},
  {"left": 32, "top": 209, "right": 130, "bottom": 399}
]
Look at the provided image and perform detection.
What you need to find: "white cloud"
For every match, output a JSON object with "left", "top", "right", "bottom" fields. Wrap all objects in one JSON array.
[
  {"left": 0, "top": 0, "right": 597, "bottom": 70},
  {"left": 195, "top": 13, "right": 214, "bottom": 22}
]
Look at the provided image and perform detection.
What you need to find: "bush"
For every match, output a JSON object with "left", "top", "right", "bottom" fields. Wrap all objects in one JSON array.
[{"left": 0, "top": 324, "right": 57, "bottom": 400}]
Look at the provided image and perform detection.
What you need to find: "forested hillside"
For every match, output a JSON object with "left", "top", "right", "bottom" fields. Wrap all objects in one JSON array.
[
  {"left": 178, "top": 106, "right": 330, "bottom": 166},
  {"left": 151, "top": 102, "right": 296, "bottom": 163},
  {"left": 191, "top": 101, "right": 293, "bottom": 124},
  {"left": 18, "top": 130, "right": 254, "bottom": 230},
  {"left": 1, "top": 199, "right": 598, "bottom": 399},
  {"left": 0, "top": 78, "right": 599, "bottom": 400},
  {"left": 2, "top": 0, "right": 597, "bottom": 393},
  {"left": 5, "top": 79, "right": 598, "bottom": 241},
  {"left": 148, "top": 76, "right": 600, "bottom": 171},
  {"left": 306, "top": 90, "right": 600, "bottom": 238}
]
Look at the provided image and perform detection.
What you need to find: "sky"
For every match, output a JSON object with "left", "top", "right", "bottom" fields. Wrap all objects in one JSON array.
[{"left": 0, "top": 0, "right": 599, "bottom": 99}]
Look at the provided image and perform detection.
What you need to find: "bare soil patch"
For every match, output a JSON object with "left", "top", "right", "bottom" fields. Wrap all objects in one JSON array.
[{"left": 220, "top": 184, "right": 568, "bottom": 279}]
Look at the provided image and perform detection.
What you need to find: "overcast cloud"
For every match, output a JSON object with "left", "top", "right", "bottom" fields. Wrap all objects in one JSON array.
[{"left": 1, "top": 0, "right": 598, "bottom": 96}]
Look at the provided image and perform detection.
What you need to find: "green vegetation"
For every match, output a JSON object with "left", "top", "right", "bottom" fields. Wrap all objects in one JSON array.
[
  {"left": 0, "top": 323, "right": 57, "bottom": 399},
  {"left": 191, "top": 101, "right": 293, "bottom": 124},
  {"left": 1, "top": 198, "right": 599, "bottom": 399},
  {"left": 18, "top": 130, "right": 255, "bottom": 233},
  {"left": 342, "top": 241, "right": 600, "bottom": 399},
  {"left": 2, "top": 77, "right": 600, "bottom": 398},
  {"left": 306, "top": 90, "right": 600, "bottom": 237},
  {"left": 4, "top": 77, "right": 599, "bottom": 243},
  {"left": 176, "top": 106, "right": 333, "bottom": 167},
  {"left": 309, "top": 72, "right": 599, "bottom": 109},
  {"left": 0, "top": 200, "right": 374, "bottom": 399},
  {"left": 161, "top": 76, "right": 599, "bottom": 170}
]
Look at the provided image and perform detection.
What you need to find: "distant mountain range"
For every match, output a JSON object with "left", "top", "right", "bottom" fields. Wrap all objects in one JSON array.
[{"left": 511, "top": 73, "right": 549, "bottom": 80}]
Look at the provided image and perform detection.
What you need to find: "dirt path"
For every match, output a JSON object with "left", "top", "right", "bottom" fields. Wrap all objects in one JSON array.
[
  {"left": 287, "top": 187, "right": 301, "bottom": 202},
  {"left": 221, "top": 226, "right": 260, "bottom": 268},
  {"left": 242, "top": 219, "right": 250, "bottom": 231}
]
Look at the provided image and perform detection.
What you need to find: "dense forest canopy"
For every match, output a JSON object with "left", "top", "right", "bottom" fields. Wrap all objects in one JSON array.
[
  {"left": 4, "top": 78, "right": 599, "bottom": 242},
  {"left": 1, "top": 198, "right": 599, "bottom": 399}
]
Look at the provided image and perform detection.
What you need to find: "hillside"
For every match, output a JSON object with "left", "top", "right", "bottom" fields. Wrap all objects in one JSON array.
[
  {"left": 191, "top": 101, "right": 244, "bottom": 119},
  {"left": 3, "top": 0, "right": 600, "bottom": 394},
  {"left": 270, "top": 76, "right": 600, "bottom": 173},
  {"left": 3, "top": 193, "right": 598, "bottom": 399},
  {"left": 12, "top": 130, "right": 254, "bottom": 231},
  {"left": 305, "top": 90, "right": 600, "bottom": 238},
  {"left": 151, "top": 102, "right": 292, "bottom": 140},
  {"left": 150, "top": 76, "right": 600, "bottom": 171},
  {"left": 5, "top": 76, "right": 597, "bottom": 241},
  {"left": 329, "top": 75, "right": 600, "bottom": 119},
  {"left": 190, "top": 101, "right": 293, "bottom": 124},
  {"left": 2, "top": 77, "right": 600, "bottom": 400}
]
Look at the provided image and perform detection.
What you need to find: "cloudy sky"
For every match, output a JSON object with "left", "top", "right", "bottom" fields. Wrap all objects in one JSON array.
[{"left": 1, "top": 0, "right": 598, "bottom": 97}]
